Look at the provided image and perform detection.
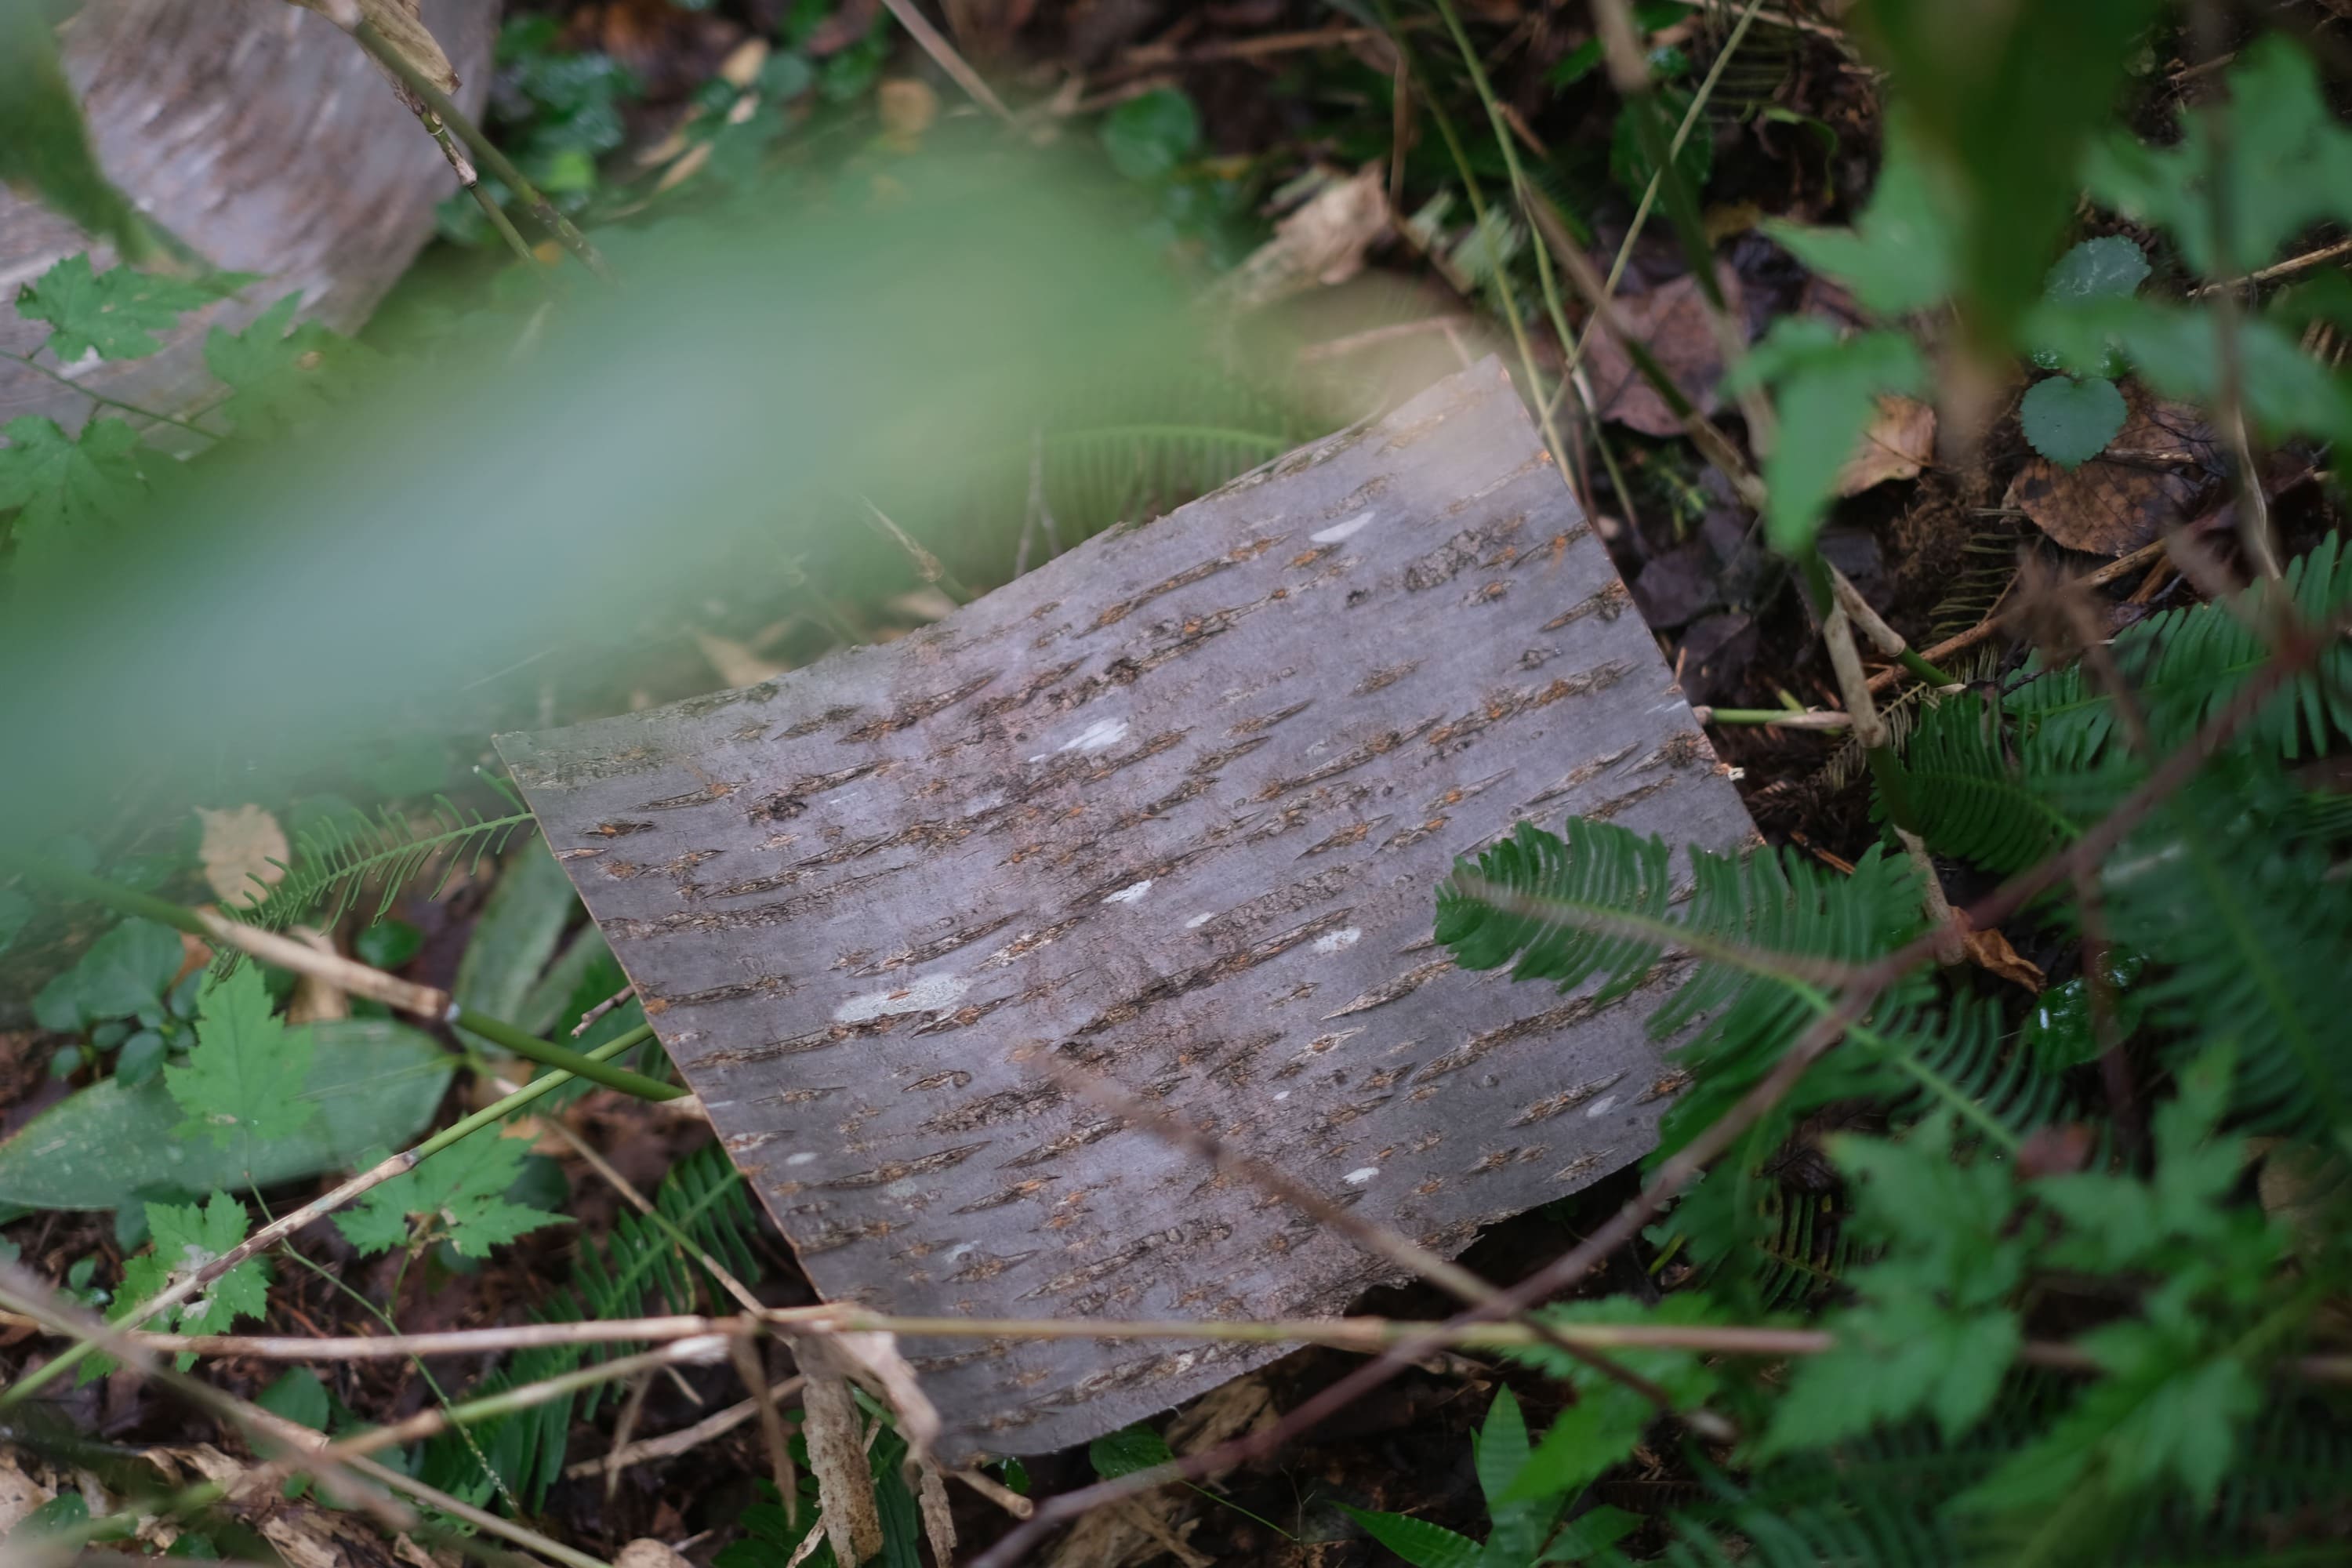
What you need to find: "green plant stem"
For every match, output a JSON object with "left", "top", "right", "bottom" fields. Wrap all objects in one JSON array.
[
  {"left": 0, "top": 349, "right": 218, "bottom": 440},
  {"left": 0, "top": 852, "right": 680, "bottom": 1101},
  {"left": 1372, "top": 0, "right": 1573, "bottom": 478},
  {"left": 0, "top": 1022, "right": 655, "bottom": 1407},
  {"left": 346, "top": 19, "right": 612, "bottom": 281}
]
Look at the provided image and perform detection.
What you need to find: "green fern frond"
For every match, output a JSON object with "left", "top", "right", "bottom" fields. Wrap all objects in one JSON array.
[
  {"left": 244, "top": 794, "right": 535, "bottom": 933},
  {"left": 2102, "top": 768, "right": 2352, "bottom": 1134},
  {"left": 1886, "top": 691, "right": 2084, "bottom": 874},
  {"left": 1748, "top": 1181, "right": 1862, "bottom": 1310},
  {"left": 2008, "top": 534, "right": 2352, "bottom": 768},
  {"left": 1817, "top": 647, "right": 2002, "bottom": 795},
  {"left": 1650, "top": 1496, "right": 1963, "bottom": 1568},
  {"left": 422, "top": 1142, "right": 763, "bottom": 1509}
]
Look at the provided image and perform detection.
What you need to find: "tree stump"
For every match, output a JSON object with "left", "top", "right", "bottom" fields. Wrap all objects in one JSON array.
[
  {"left": 498, "top": 360, "right": 1758, "bottom": 1461},
  {"left": 0, "top": 0, "right": 495, "bottom": 432}
]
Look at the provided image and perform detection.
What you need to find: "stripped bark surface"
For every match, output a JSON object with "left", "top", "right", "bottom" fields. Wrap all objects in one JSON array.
[{"left": 498, "top": 361, "right": 1758, "bottom": 1461}]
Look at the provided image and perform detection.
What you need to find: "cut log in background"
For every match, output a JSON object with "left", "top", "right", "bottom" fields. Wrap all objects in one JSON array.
[
  {"left": 0, "top": 0, "right": 495, "bottom": 431},
  {"left": 501, "top": 360, "right": 1759, "bottom": 1461}
]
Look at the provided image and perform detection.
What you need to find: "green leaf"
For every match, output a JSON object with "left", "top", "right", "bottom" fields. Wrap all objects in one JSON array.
[
  {"left": 1338, "top": 1505, "right": 1483, "bottom": 1568},
  {"left": 1765, "top": 126, "right": 1958, "bottom": 316},
  {"left": 31, "top": 916, "right": 185, "bottom": 1032},
  {"left": 1541, "top": 1504, "right": 1639, "bottom": 1563},
  {"left": 1088, "top": 1421, "right": 1176, "bottom": 1481},
  {"left": 0, "top": 416, "right": 153, "bottom": 536},
  {"left": 453, "top": 841, "right": 580, "bottom": 1054},
  {"left": 202, "top": 295, "right": 381, "bottom": 440},
  {"left": 256, "top": 1367, "right": 331, "bottom": 1432},
  {"left": 0, "top": 1018, "right": 454, "bottom": 1210},
  {"left": 1475, "top": 1385, "right": 1532, "bottom": 1508},
  {"left": 1102, "top": 89, "right": 1200, "bottom": 181},
  {"left": 165, "top": 967, "right": 317, "bottom": 1152},
  {"left": 2042, "top": 236, "right": 2148, "bottom": 307},
  {"left": 2085, "top": 36, "right": 2352, "bottom": 278},
  {"left": 1730, "top": 319, "right": 1926, "bottom": 553},
  {"left": 334, "top": 1131, "right": 565, "bottom": 1259},
  {"left": 1762, "top": 1290, "right": 2020, "bottom": 1455},
  {"left": 2020, "top": 376, "right": 2125, "bottom": 468},
  {"left": 0, "top": 7, "right": 156, "bottom": 263},
  {"left": 8, "top": 1488, "right": 90, "bottom": 1541},
  {"left": 1500, "top": 1385, "right": 1650, "bottom": 1507},
  {"left": 353, "top": 919, "right": 424, "bottom": 971},
  {"left": 15, "top": 254, "right": 244, "bottom": 362},
  {"left": 98, "top": 1192, "right": 270, "bottom": 1377}
]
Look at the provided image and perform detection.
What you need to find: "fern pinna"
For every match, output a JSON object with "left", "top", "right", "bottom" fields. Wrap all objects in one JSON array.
[
  {"left": 419, "top": 1142, "right": 764, "bottom": 1508},
  {"left": 1425, "top": 543, "right": 2352, "bottom": 1566}
]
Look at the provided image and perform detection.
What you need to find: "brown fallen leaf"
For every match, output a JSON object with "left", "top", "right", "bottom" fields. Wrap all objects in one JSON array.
[
  {"left": 1583, "top": 263, "right": 1748, "bottom": 438},
  {"left": 616, "top": 1541, "right": 695, "bottom": 1568},
  {"left": 880, "top": 78, "right": 940, "bottom": 148},
  {"left": 800, "top": 1354, "right": 886, "bottom": 1568},
  {"left": 1961, "top": 919, "right": 2045, "bottom": 993},
  {"left": 1045, "top": 1375, "right": 1276, "bottom": 1568},
  {"left": 1221, "top": 165, "right": 1392, "bottom": 310},
  {"left": 1835, "top": 394, "right": 1937, "bottom": 496},
  {"left": 195, "top": 804, "right": 289, "bottom": 909},
  {"left": 2005, "top": 387, "right": 2220, "bottom": 555},
  {"left": 285, "top": 927, "right": 352, "bottom": 1024}
]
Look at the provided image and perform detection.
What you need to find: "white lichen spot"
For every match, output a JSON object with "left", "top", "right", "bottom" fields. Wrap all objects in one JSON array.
[
  {"left": 946, "top": 1242, "right": 978, "bottom": 1263},
  {"left": 833, "top": 972, "right": 968, "bottom": 1023},
  {"left": 1312, "top": 511, "right": 1375, "bottom": 544},
  {"left": 1272, "top": 1091, "right": 1290, "bottom": 1102},
  {"left": 1584, "top": 1094, "right": 1618, "bottom": 1120},
  {"left": 1311, "top": 927, "right": 1362, "bottom": 956},
  {"left": 1344, "top": 1166, "right": 1380, "bottom": 1185},
  {"left": 785, "top": 1152, "right": 818, "bottom": 1167},
  {"left": 1185, "top": 911, "right": 1215, "bottom": 928},
  {"left": 1057, "top": 717, "right": 1129, "bottom": 755},
  {"left": 1104, "top": 879, "right": 1153, "bottom": 905}
]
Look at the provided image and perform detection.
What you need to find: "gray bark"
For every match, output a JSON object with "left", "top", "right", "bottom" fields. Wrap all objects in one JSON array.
[
  {"left": 0, "top": 0, "right": 496, "bottom": 434},
  {"left": 499, "top": 361, "right": 1759, "bottom": 1461}
]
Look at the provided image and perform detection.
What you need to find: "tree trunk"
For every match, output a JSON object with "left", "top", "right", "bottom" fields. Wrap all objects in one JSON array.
[{"left": 0, "top": 0, "right": 496, "bottom": 434}]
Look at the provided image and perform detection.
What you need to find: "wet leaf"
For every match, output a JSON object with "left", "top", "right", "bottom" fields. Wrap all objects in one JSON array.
[
  {"left": 2020, "top": 375, "right": 2127, "bottom": 469},
  {"left": 2005, "top": 387, "right": 2216, "bottom": 554}
]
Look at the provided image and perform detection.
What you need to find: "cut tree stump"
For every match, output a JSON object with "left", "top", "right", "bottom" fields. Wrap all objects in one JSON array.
[{"left": 498, "top": 359, "right": 1758, "bottom": 1461}]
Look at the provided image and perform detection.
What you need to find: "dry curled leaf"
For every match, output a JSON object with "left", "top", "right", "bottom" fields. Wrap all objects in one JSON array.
[
  {"left": 285, "top": 0, "right": 460, "bottom": 92},
  {"left": 1584, "top": 263, "right": 1748, "bottom": 438},
  {"left": 2005, "top": 387, "right": 2219, "bottom": 556},
  {"left": 1960, "top": 920, "right": 2044, "bottom": 993},
  {"left": 1835, "top": 394, "right": 1937, "bottom": 496},
  {"left": 800, "top": 1356, "right": 885, "bottom": 1568},
  {"left": 616, "top": 1541, "right": 695, "bottom": 1568},
  {"left": 195, "top": 804, "right": 289, "bottom": 908},
  {"left": 1221, "top": 165, "right": 1392, "bottom": 310}
]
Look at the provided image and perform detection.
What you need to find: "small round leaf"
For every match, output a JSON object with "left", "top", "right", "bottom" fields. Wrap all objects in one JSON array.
[
  {"left": 2044, "top": 236, "right": 2150, "bottom": 304},
  {"left": 2021, "top": 376, "right": 2127, "bottom": 469},
  {"left": 1101, "top": 89, "right": 1200, "bottom": 181}
]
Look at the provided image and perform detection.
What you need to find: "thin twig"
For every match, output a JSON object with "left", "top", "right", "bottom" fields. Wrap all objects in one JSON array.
[
  {"left": 877, "top": 0, "right": 1014, "bottom": 122},
  {"left": 573, "top": 980, "right": 638, "bottom": 1036},
  {"left": 860, "top": 495, "right": 975, "bottom": 603},
  {"left": 0, "top": 349, "right": 220, "bottom": 440},
  {"left": 564, "top": 1376, "right": 807, "bottom": 1479},
  {"left": 344, "top": 18, "right": 612, "bottom": 280},
  {"left": 0, "top": 1022, "right": 655, "bottom": 1406},
  {"left": 1047, "top": 1062, "right": 1731, "bottom": 1439}
]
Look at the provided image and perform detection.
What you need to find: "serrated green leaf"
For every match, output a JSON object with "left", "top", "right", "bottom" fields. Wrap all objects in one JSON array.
[
  {"left": 2020, "top": 376, "right": 2126, "bottom": 467},
  {"left": 1475, "top": 1385, "right": 1531, "bottom": 1509},
  {"left": 1730, "top": 319, "right": 1926, "bottom": 553},
  {"left": 256, "top": 1367, "right": 331, "bottom": 1432},
  {"left": 1765, "top": 126, "right": 1957, "bottom": 316},
  {"left": 0, "top": 1017, "right": 453, "bottom": 1210},
  {"left": 15, "top": 254, "right": 244, "bottom": 362},
  {"left": 0, "top": 416, "right": 153, "bottom": 536},
  {"left": 1340, "top": 1504, "right": 1484, "bottom": 1568},
  {"left": 165, "top": 967, "right": 317, "bottom": 1152},
  {"left": 1087, "top": 1421, "right": 1176, "bottom": 1480},
  {"left": 1763, "top": 1290, "right": 2020, "bottom": 1457},
  {"left": 2085, "top": 36, "right": 2352, "bottom": 278},
  {"left": 94, "top": 1193, "right": 270, "bottom": 1377},
  {"left": 334, "top": 1131, "right": 564, "bottom": 1259},
  {"left": 31, "top": 916, "right": 185, "bottom": 1032},
  {"left": 1499, "top": 1385, "right": 1650, "bottom": 1507},
  {"left": 202, "top": 295, "right": 383, "bottom": 440},
  {"left": 2043, "top": 237, "right": 2148, "bottom": 306},
  {"left": 1102, "top": 89, "right": 1200, "bottom": 181}
]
